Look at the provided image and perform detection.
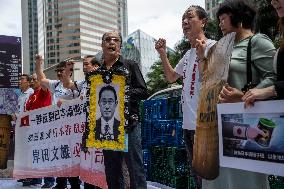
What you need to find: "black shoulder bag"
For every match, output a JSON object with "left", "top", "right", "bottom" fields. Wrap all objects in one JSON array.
[{"left": 241, "top": 35, "right": 257, "bottom": 93}]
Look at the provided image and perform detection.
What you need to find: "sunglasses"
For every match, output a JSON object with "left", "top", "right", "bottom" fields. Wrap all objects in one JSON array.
[{"left": 103, "top": 37, "right": 121, "bottom": 43}]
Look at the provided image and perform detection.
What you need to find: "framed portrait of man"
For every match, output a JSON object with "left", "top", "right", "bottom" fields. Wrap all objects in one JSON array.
[{"left": 84, "top": 71, "right": 129, "bottom": 151}]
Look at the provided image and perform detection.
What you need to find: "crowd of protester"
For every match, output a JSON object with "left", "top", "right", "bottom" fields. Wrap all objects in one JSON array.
[
  {"left": 155, "top": 0, "right": 283, "bottom": 189},
  {"left": 12, "top": 0, "right": 284, "bottom": 188}
]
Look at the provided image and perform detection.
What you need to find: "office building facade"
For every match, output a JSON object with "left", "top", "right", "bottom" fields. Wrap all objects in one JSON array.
[
  {"left": 205, "top": 0, "right": 224, "bottom": 19},
  {"left": 22, "top": 0, "right": 128, "bottom": 73},
  {"left": 22, "top": 0, "right": 39, "bottom": 74},
  {"left": 121, "top": 29, "right": 174, "bottom": 80}
]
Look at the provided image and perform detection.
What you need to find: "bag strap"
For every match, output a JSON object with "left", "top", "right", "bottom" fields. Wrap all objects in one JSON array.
[
  {"left": 54, "top": 81, "right": 60, "bottom": 89},
  {"left": 246, "top": 35, "right": 255, "bottom": 84},
  {"left": 74, "top": 81, "right": 80, "bottom": 94},
  {"left": 73, "top": 81, "right": 82, "bottom": 98}
]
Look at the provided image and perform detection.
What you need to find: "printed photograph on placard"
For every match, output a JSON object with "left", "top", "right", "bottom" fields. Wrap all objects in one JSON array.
[
  {"left": 221, "top": 113, "right": 284, "bottom": 163},
  {"left": 95, "top": 84, "right": 120, "bottom": 141},
  {"left": 85, "top": 73, "right": 128, "bottom": 151}
]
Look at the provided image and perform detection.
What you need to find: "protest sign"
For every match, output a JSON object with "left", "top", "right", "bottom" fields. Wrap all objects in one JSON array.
[
  {"left": 218, "top": 100, "right": 284, "bottom": 176},
  {"left": 13, "top": 99, "right": 108, "bottom": 189},
  {"left": 83, "top": 70, "right": 129, "bottom": 152}
]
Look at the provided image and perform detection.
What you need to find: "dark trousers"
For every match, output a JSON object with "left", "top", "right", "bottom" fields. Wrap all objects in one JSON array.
[
  {"left": 56, "top": 177, "right": 81, "bottom": 188},
  {"left": 103, "top": 123, "right": 146, "bottom": 189},
  {"left": 31, "top": 178, "right": 42, "bottom": 184},
  {"left": 183, "top": 129, "right": 202, "bottom": 189},
  {"left": 44, "top": 177, "right": 55, "bottom": 184},
  {"left": 84, "top": 182, "right": 101, "bottom": 189}
]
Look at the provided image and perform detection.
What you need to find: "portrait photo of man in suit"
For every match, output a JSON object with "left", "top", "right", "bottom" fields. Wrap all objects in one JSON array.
[{"left": 95, "top": 85, "right": 120, "bottom": 141}]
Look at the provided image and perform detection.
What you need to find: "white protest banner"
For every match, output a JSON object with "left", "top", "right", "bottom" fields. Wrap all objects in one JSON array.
[
  {"left": 13, "top": 99, "right": 108, "bottom": 189},
  {"left": 217, "top": 100, "right": 284, "bottom": 176}
]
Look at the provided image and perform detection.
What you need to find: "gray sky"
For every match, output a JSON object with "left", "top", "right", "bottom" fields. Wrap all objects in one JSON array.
[
  {"left": 128, "top": 0, "right": 205, "bottom": 48},
  {"left": 0, "top": 0, "right": 22, "bottom": 38},
  {"left": 0, "top": 0, "right": 205, "bottom": 49}
]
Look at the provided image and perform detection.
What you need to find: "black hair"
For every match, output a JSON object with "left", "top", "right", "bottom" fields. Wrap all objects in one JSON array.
[
  {"left": 20, "top": 74, "right": 31, "bottom": 82},
  {"left": 84, "top": 55, "right": 101, "bottom": 67},
  {"left": 56, "top": 61, "right": 67, "bottom": 69},
  {"left": 56, "top": 61, "right": 73, "bottom": 76},
  {"left": 56, "top": 61, "right": 67, "bottom": 70},
  {"left": 216, "top": 0, "right": 256, "bottom": 29},
  {"left": 98, "top": 85, "right": 117, "bottom": 102}
]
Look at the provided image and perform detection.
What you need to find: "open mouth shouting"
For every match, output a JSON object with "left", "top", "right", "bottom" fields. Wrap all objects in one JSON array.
[{"left": 108, "top": 46, "right": 116, "bottom": 52}]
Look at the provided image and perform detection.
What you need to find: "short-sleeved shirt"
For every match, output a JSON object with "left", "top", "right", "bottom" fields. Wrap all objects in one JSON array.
[
  {"left": 174, "top": 39, "right": 216, "bottom": 130},
  {"left": 17, "top": 88, "right": 34, "bottom": 113},
  {"left": 49, "top": 80, "right": 80, "bottom": 105},
  {"left": 25, "top": 88, "right": 52, "bottom": 111}
]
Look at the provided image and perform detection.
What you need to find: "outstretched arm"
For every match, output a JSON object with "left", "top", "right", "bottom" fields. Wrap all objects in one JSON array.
[
  {"left": 155, "top": 38, "right": 180, "bottom": 83},
  {"left": 35, "top": 54, "right": 50, "bottom": 89},
  {"left": 223, "top": 122, "right": 265, "bottom": 140}
]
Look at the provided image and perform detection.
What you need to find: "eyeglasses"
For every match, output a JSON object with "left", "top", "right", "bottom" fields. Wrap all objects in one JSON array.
[
  {"left": 100, "top": 99, "right": 115, "bottom": 105},
  {"left": 103, "top": 37, "right": 121, "bottom": 43}
]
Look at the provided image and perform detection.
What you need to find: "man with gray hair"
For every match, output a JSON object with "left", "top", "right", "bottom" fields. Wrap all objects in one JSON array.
[
  {"left": 155, "top": 5, "right": 216, "bottom": 189},
  {"left": 100, "top": 30, "right": 148, "bottom": 189}
]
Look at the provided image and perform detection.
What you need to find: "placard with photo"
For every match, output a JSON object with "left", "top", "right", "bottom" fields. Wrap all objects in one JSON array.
[
  {"left": 217, "top": 100, "right": 284, "bottom": 176},
  {"left": 83, "top": 70, "right": 129, "bottom": 152}
]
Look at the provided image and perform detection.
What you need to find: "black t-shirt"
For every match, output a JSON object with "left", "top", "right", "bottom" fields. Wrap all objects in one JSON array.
[{"left": 100, "top": 56, "right": 149, "bottom": 115}]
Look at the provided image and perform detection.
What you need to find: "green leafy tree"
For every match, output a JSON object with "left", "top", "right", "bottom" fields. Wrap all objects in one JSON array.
[
  {"left": 146, "top": 61, "right": 169, "bottom": 95},
  {"left": 253, "top": 0, "right": 279, "bottom": 44},
  {"left": 174, "top": 37, "right": 191, "bottom": 57},
  {"left": 203, "top": 0, "right": 279, "bottom": 44},
  {"left": 146, "top": 38, "right": 190, "bottom": 95},
  {"left": 205, "top": 19, "right": 222, "bottom": 41}
]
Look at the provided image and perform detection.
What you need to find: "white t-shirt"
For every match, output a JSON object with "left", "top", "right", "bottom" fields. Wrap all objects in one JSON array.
[
  {"left": 49, "top": 80, "right": 80, "bottom": 105},
  {"left": 18, "top": 88, "right": 34, "bottom": 113},
  {"left": 174, "top": 39, "right": 216, "bottom": 130}
]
